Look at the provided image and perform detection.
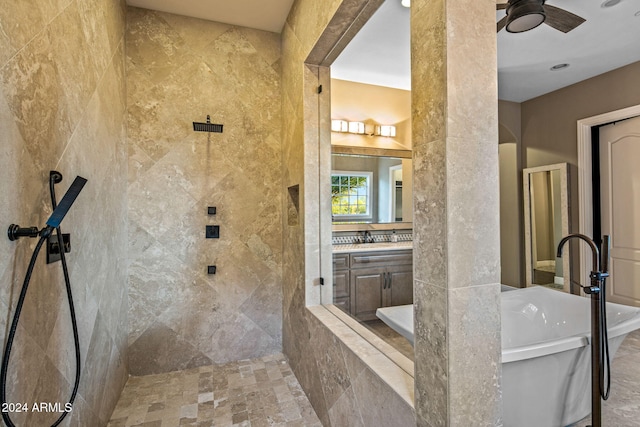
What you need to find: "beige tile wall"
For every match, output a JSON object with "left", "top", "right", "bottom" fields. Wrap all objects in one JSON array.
[
  {"left": 125, "top": 8, "right": 283, "bottom": 376},
  {"left": 411, "top": 0, "right": 502, "bottom": 425},
  {"left": 0, "top": 0, "right": 129, "bottom": 425},
  {"left": 281, "top": 0, "right": 417, "bottom": 425},
  {"left": 282, "top": 0, "right": 502, "bottom": 425}
]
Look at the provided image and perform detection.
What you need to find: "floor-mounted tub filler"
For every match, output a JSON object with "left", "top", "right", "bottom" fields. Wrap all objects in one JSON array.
[{"left": 377, "top": 286, "right": 640, "bottom": 427}]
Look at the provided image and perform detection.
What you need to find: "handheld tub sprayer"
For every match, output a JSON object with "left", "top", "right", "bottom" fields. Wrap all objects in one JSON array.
[{"left": 1, "top": 171, "right": 87, "bottom": 427}]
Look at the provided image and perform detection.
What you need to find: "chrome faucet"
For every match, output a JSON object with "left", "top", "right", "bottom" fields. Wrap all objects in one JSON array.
[{"left": 364, "top": 230, "right": 374, "bottom": 244}]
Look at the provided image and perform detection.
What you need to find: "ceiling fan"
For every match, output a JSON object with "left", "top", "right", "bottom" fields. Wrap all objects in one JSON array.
[{"left": 497, "top": 0, "right": 586, "bottom": 33}]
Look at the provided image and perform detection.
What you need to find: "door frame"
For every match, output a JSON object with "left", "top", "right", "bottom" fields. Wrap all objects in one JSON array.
[
  {"left": 577, "top": 104, "right": 640, "bottom": 288},
  {"left": 389, "top": 164, "right": 402, "bottom": 222}
]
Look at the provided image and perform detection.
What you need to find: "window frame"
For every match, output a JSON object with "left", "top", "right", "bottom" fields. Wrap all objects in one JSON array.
[{"left": 331, "top": 170, "right": 374, "bottom": 222}]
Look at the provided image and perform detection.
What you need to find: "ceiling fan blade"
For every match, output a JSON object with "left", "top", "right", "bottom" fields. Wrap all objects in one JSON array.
[
  {"left": 497, "top": 16, "right": 507, "bottom": 32},
  {"left": 496, "top": 3, "right": 508, "bottom": 10},
  {"left": 544, "top": 4, "right": 586, "bottom": 33}
]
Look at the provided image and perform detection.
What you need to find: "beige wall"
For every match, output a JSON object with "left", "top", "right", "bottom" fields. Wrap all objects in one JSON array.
[
  {"left": 411, "top": 0, "right": 501, "bottom": 424},
  {"left": 125, "top": 8, "right": 283, "bottom": 375},
  {"left": 498, "top": 100, "right": 523, "bottom": 286},
  {"left": 283, "top": 0, "right": 501, "bottom": 425},
  {"left": 281, "top": 0, "right": 417, "bottom": 425},
  {"left": 331, "top": 78, "right": 411, "bottom": 150},
  {"left": 522, "top": 61, "right": 640, "bottom": 169},
  {"left": 499, "top": 62, "right": 640, "bottom": 287},
  {"left": 0, "top": 1, "right": 129, "bottom": 425},
  {"left": 517, "top": 61, "right": 640, "bottom": 280}
]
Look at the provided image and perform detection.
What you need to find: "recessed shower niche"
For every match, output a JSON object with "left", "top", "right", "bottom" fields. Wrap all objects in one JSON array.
[{"left": 287, "top": 184, "right": 300, "bottom": 226}]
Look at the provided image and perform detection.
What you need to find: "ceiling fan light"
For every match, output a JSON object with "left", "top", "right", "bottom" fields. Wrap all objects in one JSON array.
[{"left": 505, "top": 0, "right": 546, "bottom": 33}]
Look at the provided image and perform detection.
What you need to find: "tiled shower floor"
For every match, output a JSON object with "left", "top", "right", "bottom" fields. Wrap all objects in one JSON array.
[
  {"left": 109, "top": 330, "right": 640, "bottom": 427},
  {"left": 107, "top": 354, "right": 321, "bottom": 427}
]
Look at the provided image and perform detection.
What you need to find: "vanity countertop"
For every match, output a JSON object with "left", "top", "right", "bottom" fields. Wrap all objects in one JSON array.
[{"left": 332, "top": 242, "right": 413, "bottom": 254}]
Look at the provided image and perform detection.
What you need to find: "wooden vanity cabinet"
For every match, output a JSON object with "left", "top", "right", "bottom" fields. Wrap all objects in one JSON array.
[{"left": 332, "top": 249, "right": 413, "bottom": 321}]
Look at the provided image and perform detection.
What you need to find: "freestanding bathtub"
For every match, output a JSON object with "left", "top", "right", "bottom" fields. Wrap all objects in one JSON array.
[{"left": 376, "top": 285, "right": 640, "bottom": 427}]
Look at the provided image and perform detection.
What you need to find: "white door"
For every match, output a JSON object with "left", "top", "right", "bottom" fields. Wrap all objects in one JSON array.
[{"left": 599, "top": 115, "right": 640, "bottom": 307}]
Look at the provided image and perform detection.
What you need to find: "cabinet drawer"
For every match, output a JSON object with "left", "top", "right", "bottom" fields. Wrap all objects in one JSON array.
[
  {"left": 333, "top": 253, "right": 350, "bottom": 270},
  {"left": 350, "top": 250, "right": 412, "bottom": 269}
]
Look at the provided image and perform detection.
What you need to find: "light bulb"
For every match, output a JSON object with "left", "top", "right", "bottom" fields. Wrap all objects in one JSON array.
[{"left": 401, "top": 0, "right": 410, "bottom": 7}]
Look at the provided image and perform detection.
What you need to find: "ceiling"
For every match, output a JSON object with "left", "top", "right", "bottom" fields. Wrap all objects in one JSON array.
[
  {"left": 126, "top": 0, "right": 295, "bottom": 33},
  {"left": 126, "top": 0, "right": 640, "bottom": 103},
  {"left": 496, "top": 0, "right": 640, "bottom": 102}
]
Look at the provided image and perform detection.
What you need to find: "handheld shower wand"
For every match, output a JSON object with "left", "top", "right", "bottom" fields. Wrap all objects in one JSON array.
[
  {"left": 599, "top": 236, "right": 611, "bottom": 401},
  {"left": 2, "top": 172, "right": 87, "bottom": 427}
]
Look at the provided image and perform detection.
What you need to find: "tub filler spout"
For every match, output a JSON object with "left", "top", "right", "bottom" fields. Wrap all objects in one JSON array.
[{"left": 556, "top": 233, "right": 611, "bottom": 427}]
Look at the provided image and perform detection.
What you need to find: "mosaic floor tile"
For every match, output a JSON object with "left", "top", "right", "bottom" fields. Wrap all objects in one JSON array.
[
  {"left": 109, "top": 329, "right": 640, "bottom": 426},
  {"left": 108, "top": 354, "right": 321, "bottom": 427}
]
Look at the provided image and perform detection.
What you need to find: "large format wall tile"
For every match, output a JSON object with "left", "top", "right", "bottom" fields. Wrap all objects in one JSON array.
[
  {"left": 0, "top": 1, "right": 129, "bottom": 426},
  {"left": 280, "top": 1, "right": 419, "bottom": 425},
  {"left": 126, "top": 7, "right": 283, "bottom": 375},
  {"left": 411, "top": 0, "right": 501, "bottom": 426},
  {"left": 281, "top": 0, "right": 501, "bottom": 426}
]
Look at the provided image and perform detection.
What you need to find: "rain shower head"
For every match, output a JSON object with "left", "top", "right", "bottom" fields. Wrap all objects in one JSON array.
[
  {"left": 46, "top": 176, "right": 87, "bottom": 228},
  {"left": 193, "top": 115, "right": 223, "bottom": 133}
]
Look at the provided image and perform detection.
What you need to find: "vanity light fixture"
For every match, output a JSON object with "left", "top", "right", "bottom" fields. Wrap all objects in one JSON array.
[
  {"left": 401, "top": 0, "right": 410, "bottom": 7},
  {"left": 375, "top": 125, "right": 397, "bottom": 137},
  {"left": 331, "top": 120, "right": 348, "bottom": 132},
  {"left": 348, "top": 121, "right": 365, "bottom": 134},
  {"left": 330, "top": 120, "right": 396, "bottom": 137}
]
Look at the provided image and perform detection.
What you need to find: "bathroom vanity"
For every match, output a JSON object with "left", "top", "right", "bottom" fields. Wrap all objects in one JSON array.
[{"left": 332, "top": 244, "right": 413, "bottom": 321}]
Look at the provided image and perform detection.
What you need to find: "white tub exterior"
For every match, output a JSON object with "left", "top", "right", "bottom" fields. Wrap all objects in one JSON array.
[
  {"left": 502, "top": 286, "right": 640, "bottom": 427},
  {"left": 377, "top": 286, "right": 640, "bottom": 427}
]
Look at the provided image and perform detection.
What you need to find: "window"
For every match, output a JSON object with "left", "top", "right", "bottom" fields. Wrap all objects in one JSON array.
[{"left": 331, "top": 171, "right": 373, "bottom": 220}]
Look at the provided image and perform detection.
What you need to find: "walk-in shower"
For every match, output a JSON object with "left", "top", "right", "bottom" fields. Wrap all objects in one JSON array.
[{"left": 1, "top": 171, "right": 87, "bottom": 427}]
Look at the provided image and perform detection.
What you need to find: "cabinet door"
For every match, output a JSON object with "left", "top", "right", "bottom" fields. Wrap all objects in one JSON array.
[
  {"left": 333, "top": 269, "right": 350, "bottom": 300},
  {"left": 333, "top": 270, "right": 351, "bottom": 313},
  {"left": 386, "top": 265, "right": 413, "bottom": 307},
  {"left": 350, "top": 267, "right": 385, "bottom": 321}
]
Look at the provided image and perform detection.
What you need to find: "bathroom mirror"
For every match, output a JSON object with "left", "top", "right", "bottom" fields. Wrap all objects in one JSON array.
[
  {"left": 331, "top": 146, "right": 412, "bottom": 225},
  {"left": 523, "top": 163, "right": 571, "bottom": 291}
]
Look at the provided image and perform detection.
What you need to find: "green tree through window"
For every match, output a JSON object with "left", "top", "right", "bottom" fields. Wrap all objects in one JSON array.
[{"left": 331, "top": 172, "right": 371, "bottom": 218}]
